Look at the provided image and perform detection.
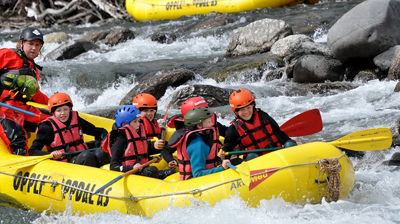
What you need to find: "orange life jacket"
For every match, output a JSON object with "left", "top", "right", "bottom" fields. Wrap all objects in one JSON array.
[
  {"left": 177, "top": 126, "right": 221, "bottom": 180},
  {"left": 140, "top": 117, "right": 161, "bottom": 139},
  {"left": 232, "top": 109, "right": 283, "bottom": 152},
  {"left": 45, "top": 111, "right": 88, "bottom": 154},
  {"left": 102, "top": 124, "right": 149, "bottom": 166}
]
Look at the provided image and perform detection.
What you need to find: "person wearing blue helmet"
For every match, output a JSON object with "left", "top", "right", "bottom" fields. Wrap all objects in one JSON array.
[{"left": 102, "top": 105, "right": 175, "bottom": 179}]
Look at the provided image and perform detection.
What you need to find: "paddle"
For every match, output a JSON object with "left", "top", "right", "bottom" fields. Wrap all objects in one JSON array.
[
  {"left": 226, "top": 162, "right": 250, "bottom": 185},
  {"left": 224, "top": 127, "right": 392, "bottom": 155},
  {"left": 225, "top": 147, "right": 282, "bottom": 156},
  {"left": 328, "top": 127, "right": 392, "bottom": 151},
  {"left": 0, "top": 102, "right": 40, "bottom": 118},
  {"left": 94, "top": 157, "right": 159, "bottom": 194},
  {"left": 161, "top": 104, "right": 170, "bottom": 140},
  {"left": 280, "top": 108, "right": 322, "bottom": 137},
  {"left": 0, "top": 149, "right": 99, "bottom": 170}
]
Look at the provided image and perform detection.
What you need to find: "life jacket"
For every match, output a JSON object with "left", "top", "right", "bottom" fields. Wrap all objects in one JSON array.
[
  {"left": 177, "top": 125, "right": 221, "bottom": 180},
  {"left": 102, "top": 124, "right": 148, "bottom": 166},
  {"left": 140, "top": 117, "right": 161, "bottom": 139},
  {"left": 0, "top": 49, "right": 41, "bottom": 103},
  {"left": 232, "top": 109, "right": 283, "bottom": 153},
  {"left": 45, "top": 111, "right": 88, "bottom": 155}
]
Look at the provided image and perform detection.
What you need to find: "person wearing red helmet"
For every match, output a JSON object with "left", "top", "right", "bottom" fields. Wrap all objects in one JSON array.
[
  {"left": 28, "top": 93, "right": 109, "bottom": 167},
  {"left": 161, "top": 96, "right": 227, "bottom": 170},
  {"left": 132, "top": 93, "right": 165, "bottom": 150},
  {"left": 0, "top": 27, "right": 50, "bottom": 155},
  {"left": 223, "top": 89, "right": 296, "bottom": 163}
]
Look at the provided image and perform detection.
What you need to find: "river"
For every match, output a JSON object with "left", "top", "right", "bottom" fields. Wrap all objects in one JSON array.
[{"left": 1, "top": 0, "right": 400, "bottom": 223}]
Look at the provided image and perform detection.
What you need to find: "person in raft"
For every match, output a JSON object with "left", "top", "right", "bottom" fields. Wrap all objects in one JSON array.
[
  {"left": 132, "top": 93, "right": 165, "bottom": 150},
  {"left": 222, "top": 89, "right": 297, "bottom": 162},
  {"left": 177, "top": 107, "right": 230, "bottom": 180},
  {"left": 161, "top": 96, "right": 227, "bottom": 170},
  {"left": 102, "top": 105, "right": 175, "bottom": 179},
  {"left": 0, "top": 27, "right": 50, "bottom": 155},
  {"left": 29, "top": 92, "right": 109, "bottom": 167}
]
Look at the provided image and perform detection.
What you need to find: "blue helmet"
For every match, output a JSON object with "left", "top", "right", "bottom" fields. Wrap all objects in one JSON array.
[{"left": 115, "top": 105, "right": 141, "bottom": 128}]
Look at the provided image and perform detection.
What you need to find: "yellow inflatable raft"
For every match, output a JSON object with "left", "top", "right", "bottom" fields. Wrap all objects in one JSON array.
[
  {"left": 0, "top": 104, "right": 355, "bottom": 217},
  {"left": 126, "top": 0, "right": 319, "bottom": 21}
]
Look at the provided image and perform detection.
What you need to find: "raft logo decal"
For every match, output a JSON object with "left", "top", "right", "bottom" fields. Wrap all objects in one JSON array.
[
  {"left": 248, "top": 168, "right": 278, "bottom": 191},
  {"left": 12, "top": 171, "right": 112, "bottom": 207}
]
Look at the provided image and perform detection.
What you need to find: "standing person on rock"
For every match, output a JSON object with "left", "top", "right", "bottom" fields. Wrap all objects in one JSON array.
[
  {"left": 132, "top": 93, "right": 165, "bottom": 150},
  {"left": 223, "top": 89, "right": 297, "bottom": 163},
  {"left": 29, "top": 93, "right": 109, "bottom": 167},
  {"left": 0, "top": 27, "right": 50, "bottom": 155}
]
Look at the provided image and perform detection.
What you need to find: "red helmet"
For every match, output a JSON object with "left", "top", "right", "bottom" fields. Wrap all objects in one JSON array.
[
  {"left": 132, "top": 93, "right": 157, "bottom": 110},
  {"left": 229, "top": 89, "right": 255, "bottom": 112},
  {"left": 48, "top": 92, "right": 73, "bottom": 112},
  {"left": 181, "top": 97, "right": 209, "bottom": 117}
]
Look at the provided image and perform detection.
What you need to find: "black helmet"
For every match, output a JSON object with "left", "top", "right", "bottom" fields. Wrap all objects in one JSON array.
[
  {"left": 20, "top": 27, "right": 44, "bottom": 44},
  {"left": 184, "top": 107, "right": 212, "bottom": 130}
]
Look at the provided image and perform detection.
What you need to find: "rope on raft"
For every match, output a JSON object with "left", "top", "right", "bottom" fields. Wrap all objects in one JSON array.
[
  {"left": 317, "top": 158, "right": 342, "bottom": 202},
  {"left": 0, "top": 152, "right": 346, "bottom": 202}
]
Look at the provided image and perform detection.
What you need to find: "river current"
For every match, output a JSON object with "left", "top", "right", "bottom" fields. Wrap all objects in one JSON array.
[{"left": 1, "top": 0, "right": 400, "bottom": 223}]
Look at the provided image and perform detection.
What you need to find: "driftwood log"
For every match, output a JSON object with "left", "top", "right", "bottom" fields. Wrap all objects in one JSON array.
[{"left": 0, "top": 0, "right": 132, "bottom": 29}]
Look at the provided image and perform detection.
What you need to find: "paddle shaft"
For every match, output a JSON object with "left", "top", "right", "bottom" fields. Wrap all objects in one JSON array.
[
  {"left": 161, "top": 104, "right": 170, "bottom": 140},
  {"left": 225, "top": 147, "right": 282, "bottom": 156},
  {"left": 94, "top": 157, "right": 158, "bottom": 194},
  {"left": 0, "top": 102, "right": 37, "bottom": 117}
]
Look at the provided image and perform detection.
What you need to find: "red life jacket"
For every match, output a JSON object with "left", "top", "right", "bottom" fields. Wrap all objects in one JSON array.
[
  {"left": 140, "top": 117, "right": 161, "bottom": 139},
  {"left": 177, "top": 126, "right": 221, "bottom": 180},
  {"left": 0, "top": 49, "right": 43, "bottom": 102},
  {"left": 102, "top": 124, "right": 149, "bottom": 166},
  {"left": 232, "top": 109, "right": 283, "bottom": 152},
  {"left": 45, "top": 111, "right": 88, "bottom": 154}
]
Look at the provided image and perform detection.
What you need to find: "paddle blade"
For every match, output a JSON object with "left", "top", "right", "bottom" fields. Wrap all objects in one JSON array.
[
  {"left": 280, "top": 109, "right": 322, "bottom": 137},
  {"left": 0, "top": 154, "right": 53, "bottom": 170},
  {"left": 227, "top": 163, "right": 250, "bottom": 186},
  {"left": 329, "top": 128, "right": 392, "bottom": 151}
]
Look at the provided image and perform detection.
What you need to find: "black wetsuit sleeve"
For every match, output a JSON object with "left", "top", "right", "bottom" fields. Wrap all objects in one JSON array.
[
  {"left": 259, "top": 110, "right": 292, "bottom": 144},
  {"left": 109, "top": 132, "right": 133, "bottom": 172},
  {"left": 222, "top": 124, "right": 241, "bottom": 152},
  {"left": 78, "top": 116, "right": 108, "bottom": 140},
  {"left": 161, "top": 144, "right": 176, "bottom": 163},
  {"left": 28, "top": 121, "right": 55, "bottom": 156},
  {"left": 217, "top": 121, "right": 228, "bottom": 137}
]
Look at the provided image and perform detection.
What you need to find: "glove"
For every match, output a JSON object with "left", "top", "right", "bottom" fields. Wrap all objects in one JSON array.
[
  {"left": 13, "top": 148, "right": 27, "bottom": 155},
  {"left": 16, "top": 75, "right": 39, "bottom": 99},
  {"left": 1, "top": 73, "right": 39, "bottom": 100}
]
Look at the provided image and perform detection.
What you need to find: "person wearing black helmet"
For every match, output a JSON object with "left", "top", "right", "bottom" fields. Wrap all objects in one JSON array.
[{"left": 0, "top": 27, "right": 50, "bottom": 155}]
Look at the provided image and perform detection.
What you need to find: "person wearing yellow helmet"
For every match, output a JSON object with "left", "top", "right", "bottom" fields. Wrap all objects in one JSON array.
[
  {"left": 223, "top": 89, "right": 297, "bottom": 163},
  {"left": 28, "top": 93, "right": 109, "bottom": 167}
]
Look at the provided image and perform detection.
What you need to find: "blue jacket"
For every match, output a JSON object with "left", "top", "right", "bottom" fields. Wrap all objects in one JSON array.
[{"left": 187, "top": 133, "right": 224, "bottom": 178}]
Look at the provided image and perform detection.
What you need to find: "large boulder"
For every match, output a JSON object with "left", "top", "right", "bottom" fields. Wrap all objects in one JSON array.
[
  {"left": 119, "top": 69, "right": 195, "bottom": 105},
  {"left": 293, "top": 55, "right": 345, "bottom": 83},
  {"left": 327, "top": 0, "right": 400, "bottom": 62},
  {"left": 169, "top": 85, "right": 232, "bottom": 110},
  {"left": 44, "top": 40, "right": 98, "bottom": 61},
  {"left": 373, "top": 45, "right": 400, "bottom": 72},
  {"left": 388, "top": 50, "right": 400, "bottom": 80},
  {"left": 226, "top": 18, "right": 292, "bottom": 57}
]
